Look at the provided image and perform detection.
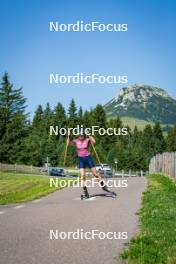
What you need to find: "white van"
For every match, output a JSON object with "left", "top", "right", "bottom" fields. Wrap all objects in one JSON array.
[{"left": 95, "top": 164, "right": 111, "bottom": 172}]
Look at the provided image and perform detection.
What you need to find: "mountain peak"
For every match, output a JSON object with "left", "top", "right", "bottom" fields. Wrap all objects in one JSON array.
[
  {"left": 115, "top": 83, "right": 170, "bottom": 101},
  {"left": 104, "top": 84, "right": 176, "bottom": 124}
]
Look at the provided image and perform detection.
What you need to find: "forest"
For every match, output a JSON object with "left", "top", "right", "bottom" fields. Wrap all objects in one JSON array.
[{"left": 0, "top": 72, "right": 176, "bottom": 170}]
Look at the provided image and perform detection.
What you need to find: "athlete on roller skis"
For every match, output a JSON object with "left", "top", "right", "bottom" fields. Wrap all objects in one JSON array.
[{"left": 67, "top": 133, "right": 117, "bottom": 199}]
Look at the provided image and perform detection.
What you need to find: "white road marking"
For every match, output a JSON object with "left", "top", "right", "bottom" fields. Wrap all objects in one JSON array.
[
  {"left": 33, "top": 199, "right": 42, "bottom": 203},
  {"left": 14, "top": 205, "right": 25, "bottom": 209},
  {"left": 84, "top": 197, "right": 96, "bottom": 201},
  {"left": 0, "top": 211, "right": 5, "bottom": 215},
  {"left": 73, "top": 197, "right": 97, "bottom": 201}
]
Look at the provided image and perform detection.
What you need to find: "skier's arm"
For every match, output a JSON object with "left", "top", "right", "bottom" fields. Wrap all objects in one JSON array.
[
  {"left": 89, "top": 135, "right": 96, "bottom": 144},
  {"left": 68, "top": 135, "right": 75, "bottom": 146}
]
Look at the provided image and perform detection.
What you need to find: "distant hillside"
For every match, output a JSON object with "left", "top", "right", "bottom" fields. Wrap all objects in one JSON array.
[{"left": 104, "top": 84, "right": 176, "bottom": 124}]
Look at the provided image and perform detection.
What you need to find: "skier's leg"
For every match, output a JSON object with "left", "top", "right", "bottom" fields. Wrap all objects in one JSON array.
[
  {"left": 91, "top": 166, "right": 116, "bottom": 195},
  {"left": 90, "top": 166, "right": 101, "bottom": 181},
  {"left": 90, "top": 167, "right": 109, "bottom": 190},
  {"left": 79, "top": 168, "right": 89, "bottom": 198}
]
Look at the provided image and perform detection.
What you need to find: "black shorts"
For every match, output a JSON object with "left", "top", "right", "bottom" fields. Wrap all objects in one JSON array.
[{"left": 78, "top": 155, "right": 95, "bottom": 169}]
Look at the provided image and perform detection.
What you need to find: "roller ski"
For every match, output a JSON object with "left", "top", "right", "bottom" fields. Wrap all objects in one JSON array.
[
  {"left": 81, "top": 183, "right": 117, "bottom": 200},
  {"left": 100, "top": 180, "right": 117, "bottom": 198},
  {"left": 81, "top": 192, "right": 116, "bottom": 200}
]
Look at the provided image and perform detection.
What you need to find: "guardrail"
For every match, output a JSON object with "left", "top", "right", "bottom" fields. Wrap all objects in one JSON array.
[
  {"left": 113, "top": 170, "right": 148, "bottom": 177},
  {"left": 0, "top": 163, "right": 148, "bottom": 178},
  {"left": 0, "top": 163, "right": 44, "bottom": 174},
  {"left": 0, "top": 164, "right": 79, "bottom": 176}
]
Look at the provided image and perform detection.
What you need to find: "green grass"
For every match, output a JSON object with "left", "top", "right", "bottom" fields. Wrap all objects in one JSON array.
[
  {"left": 120, "top": 174, "right": 176, "bottom": 264},
  {"left": 120, "top": 116, "right": 173, "bottom": 134},
  {"left": 0, "top": 172, "right": 73, "bottom": 205},
  {"left": 121, "top": 116, "right": 154, "bottom": 130}
]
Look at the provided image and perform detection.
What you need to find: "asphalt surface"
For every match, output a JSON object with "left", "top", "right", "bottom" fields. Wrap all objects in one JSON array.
[{"left": 0, "top": 177, "right": 147, "bottom": 264}]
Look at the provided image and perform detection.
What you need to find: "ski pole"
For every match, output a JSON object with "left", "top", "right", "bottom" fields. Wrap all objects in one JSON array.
[
  {"left": 63, "top": 133, "right": 70, "bottom": 166},
  {"left": 89, "top": 137, "right": 101, "bottom": 165}
]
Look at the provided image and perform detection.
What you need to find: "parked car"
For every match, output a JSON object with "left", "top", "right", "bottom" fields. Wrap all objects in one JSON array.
[
  {"left": 99, "top": 170, "right": 113, "bottom": 178},
  {"left": 69, "top": 174, "right": 78, "bottom": 178},
  {"left": 104, "top": 171, "right": 113, "bottom": 178},
  {"left": 95, "top": 164, "right": 111, "bottom": 172},
  {"left": 49, "top": 167, "right": 66, "bottom": 177}
]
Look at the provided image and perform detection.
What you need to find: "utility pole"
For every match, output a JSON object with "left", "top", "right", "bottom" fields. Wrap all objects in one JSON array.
[
  {"left": 46, "top": 156, "right": 49, "bottom": 168},
  {"left": 114, "top": 158, "right": 118, "bottom": 173}
]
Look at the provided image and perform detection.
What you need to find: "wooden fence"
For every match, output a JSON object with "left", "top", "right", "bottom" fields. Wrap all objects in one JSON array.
[
  {"left": 149, "top": 152, "right": 176, "bottom": 179},
  {"left": 0, "top": 163, "right": 45, "bottom": 174}
]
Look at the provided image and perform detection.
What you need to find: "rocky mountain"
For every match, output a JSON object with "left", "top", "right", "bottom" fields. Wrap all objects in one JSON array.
[{"left": 104, "top": 84, "right": 176, "bottom": 124}]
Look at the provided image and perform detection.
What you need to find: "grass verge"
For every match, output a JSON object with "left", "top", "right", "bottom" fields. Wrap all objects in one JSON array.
[
  {"left": 120, "top": 174, "right": 176, "bottom": 264},
  {"left": 0, "top": 172, "right": 73, "bottom": 205}
]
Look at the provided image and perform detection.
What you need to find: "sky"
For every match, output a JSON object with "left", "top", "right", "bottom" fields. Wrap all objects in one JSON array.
[{"left": 0, "top": 0, "right": 176, "bottom": 116}]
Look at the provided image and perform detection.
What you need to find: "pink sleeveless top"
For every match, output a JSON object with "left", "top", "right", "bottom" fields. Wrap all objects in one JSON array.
[{"left": 72, "top": 138, "right": 90, "bottom": 157}]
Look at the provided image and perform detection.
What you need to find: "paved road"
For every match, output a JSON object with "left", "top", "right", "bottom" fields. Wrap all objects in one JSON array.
[{"left": 0, "top": 177, "right": 147, "bottom": 264}]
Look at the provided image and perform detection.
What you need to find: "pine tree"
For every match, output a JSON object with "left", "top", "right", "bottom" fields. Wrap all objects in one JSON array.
[
  {"left": 1, "top": 113, "right": 29, "bottom": 163},
  {"left": 78, "top": 106, "right": 83, "bottom": 119},
  {"left": 107, "top": 117, "right": 123, "bottom": 146},
  {"left": 91, "top": 104, "right": 107, "bottom": 128},
  {"left": 53, "top": 102, "right": 66, "bottom": 126},
  {"left": 82, "top": 110, "right": 93, "bottom": 127},
  {"left": 24, "top": 105, "right": 45, "bottom": 165},
  {"left": 0, "top": 72, "right": 27, "bottom": 138},
  {"left": 0, "top": 73, "right": 28, "bottom": 163},
  {"left": 43, "top": 103, "right": 53, "bottom": 134},
  {"left": 32, "top": 105, "right": 44, "bottom": 130},
  {"left": 68, "top": 99, "right": 77, "bottom": 127},
  {"left": 91, "top": 104, "right": 107, "bottom": 145},
  {"left": 167, "top": 124, "right": 176, "bottom": 151},
  {"left": 132, "top": 126, "right": 140, "bottom": 144},
  {"left": 153, "top": 122, "right": 166, "bottom": 154},
  {"left": 142, "top": 124, "right": 155, "bottom": 155},
  {"left": 78, "top": 106, "right": 83, "bottom": 124}
]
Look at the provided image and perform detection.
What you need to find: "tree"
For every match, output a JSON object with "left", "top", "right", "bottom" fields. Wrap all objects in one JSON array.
[
  {"left": 53, "top": 102, "right": 66, "bottom": 126},
  {"left": 0, "top": 72, "right": 27, "bottom": 138},
  {"left": 68, "top": 99, "right": 77, "bottom": 127},
  {"left": 32, "top": 105, "right": 44, "bottom": 130},
  {"left": 78, "top": 106, "right": 83, "bottom": 118},
  {"left": 91, "top": 104, "right": 107, "bottom": 128},
  {"left": 153, "top": 122, "right": 166, "bottom": 154},
  {"left": 167, "top": 124, "right": 176, "bottom": 151},
  {"left": 24, "top": 105, "right": 45, "bottom": 165},
  {"left": 43, "top": 103, "right": 53, "bottom": 134},
  {"left": 25, "top": 103, "right": 67, "bottom": 166},
  {"left": 78, "top": 106, "right": 83, "bottom": 124},
  {"left": 107, "top": 117, "right": 123, "bottom": 146},
  {"left": 1, "top": 113, "right": 29, "bottom": 163},
  {"left": 91, "top": 104, "right": 107, "bottom": 146},
  {"left": 0, "top": 73, "right": 28, "bottom": 163},
  {"left": 82, "top": 110, "right": 93, "bottom": 127},
  {"left": 142, "top": 124, "right": 155, "bottom": 155}
]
